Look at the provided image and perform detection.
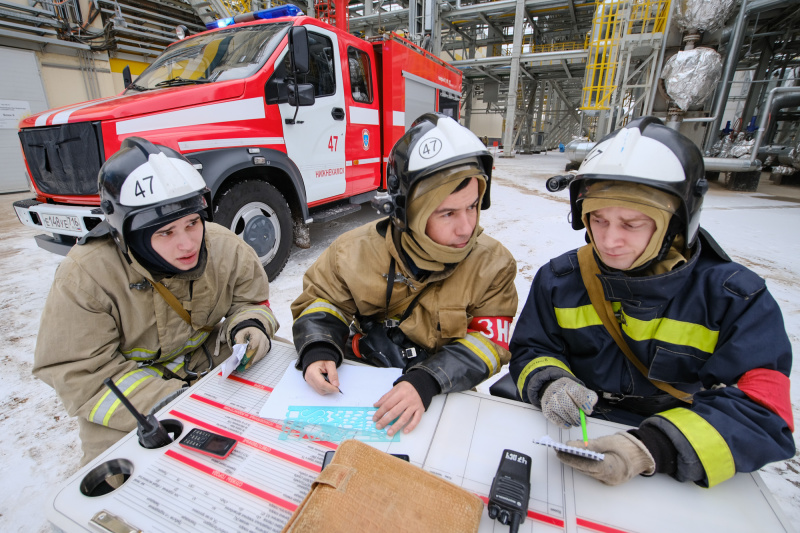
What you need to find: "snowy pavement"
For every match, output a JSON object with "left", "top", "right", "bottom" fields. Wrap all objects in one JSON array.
[{"left": 1, "top": 151, "right": 798, "bottom": 532}]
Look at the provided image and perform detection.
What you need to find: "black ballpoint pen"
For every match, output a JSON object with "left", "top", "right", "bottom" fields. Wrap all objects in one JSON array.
[{"left": 322, "top": 373, "right": 343, "bottom": 394}]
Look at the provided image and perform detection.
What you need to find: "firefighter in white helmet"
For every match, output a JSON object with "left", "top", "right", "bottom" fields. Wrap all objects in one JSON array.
[
  {"left": 510, "top": 117, "right": 794, "bottom": 488},
  {"left": 33, "top": 137, "right": 278, "bottom": 464},
  {"left": 291, "top": 113, "right": 518, "bottom": 436}
]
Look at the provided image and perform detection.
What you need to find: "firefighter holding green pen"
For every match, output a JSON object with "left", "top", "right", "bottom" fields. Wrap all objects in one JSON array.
[{"left": 510, "top": 117, "right": 794, "bottom": 488}]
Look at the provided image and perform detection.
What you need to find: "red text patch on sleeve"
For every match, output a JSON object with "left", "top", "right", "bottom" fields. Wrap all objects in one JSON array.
[{"left": 468, "top": 317, "right": 513, "bottom": 350}]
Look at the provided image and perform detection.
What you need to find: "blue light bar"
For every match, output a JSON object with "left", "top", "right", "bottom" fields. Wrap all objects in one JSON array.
[{"left": 205, "top": 5, "right": 302, "bottom": 30}]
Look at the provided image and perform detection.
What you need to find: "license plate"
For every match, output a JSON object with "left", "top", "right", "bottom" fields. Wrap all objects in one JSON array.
[{"left": 41, "top": 213, "right": 82, "bottom": 232}]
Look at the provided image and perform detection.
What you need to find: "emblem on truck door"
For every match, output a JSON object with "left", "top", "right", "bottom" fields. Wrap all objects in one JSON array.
[{"left": 362, "top": 129, "right": 370, "bottom": 150}]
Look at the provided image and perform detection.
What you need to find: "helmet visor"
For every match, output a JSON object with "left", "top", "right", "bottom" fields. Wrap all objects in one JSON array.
[{"left": 126, "top": 193, "right": 208, "bottom": 234}]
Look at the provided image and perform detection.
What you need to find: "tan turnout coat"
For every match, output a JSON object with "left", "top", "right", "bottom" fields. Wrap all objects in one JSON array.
[{"left": 34, "top": 222, "right": 277, "bottom": 463}]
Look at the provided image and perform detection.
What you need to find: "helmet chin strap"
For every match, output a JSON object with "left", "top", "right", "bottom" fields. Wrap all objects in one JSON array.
[{"left": 655, "top": 217, "right": 683, "bottom": 262}]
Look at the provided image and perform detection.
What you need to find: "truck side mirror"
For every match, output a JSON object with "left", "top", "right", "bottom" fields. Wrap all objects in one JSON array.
[
  {"left": 123, "top": 65, "right": 132, "bottom": 89},
  {"left": 289, "top": 27, "right": 310, "bottom": 75},
  {"left": 288, "top": 83, "right": 315, "bottom": 107}
]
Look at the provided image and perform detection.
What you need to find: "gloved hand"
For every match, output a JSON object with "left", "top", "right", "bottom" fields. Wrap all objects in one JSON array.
[
  {"left": 540, "top": 377, "right": 598, "bottom": 428},
  {"left": 234, "top": 327, "right": 270, "bottom": 371},
  {"left": 557, "top": 432, "right": 656, "bottom": 486}
]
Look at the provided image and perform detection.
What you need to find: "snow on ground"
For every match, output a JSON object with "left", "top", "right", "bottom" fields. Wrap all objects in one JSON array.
[{"left": 1, "top": 152, "right": 798, "bottom": 532}]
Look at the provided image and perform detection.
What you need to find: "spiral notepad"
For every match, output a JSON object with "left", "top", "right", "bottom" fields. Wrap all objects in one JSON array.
[{"left": 533, "top": 435, "right": 605, "bottom": 461}]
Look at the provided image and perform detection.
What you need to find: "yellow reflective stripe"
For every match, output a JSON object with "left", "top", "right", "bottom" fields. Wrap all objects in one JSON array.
[
  {"left": 121, "top": 347, "right": 159, "bottom": 361},
  {"left": 230, "top": 306, "right": 278, "bottom": 331},
  {"left": 516, "top": 356, "right": 575, "bottom": 397},
  {"left": 554, "top": 304, "right": 718, "bottom": 354},
  {"left": 658, "top": 408, "right": 735, "bottom": 487},
  {"left": 121, "top": 332, "right": 209, "bottom": 364},
  {"left": 621, "top": 313, "right": 719, "bottom": 354},
  {"left": 455, "top": 332, "right": 501, "bottom": 375},
  {"left": 164, "top": 355, "right": 185, "bottom": 373},
  {"left": 555, "top": 304, "right": 602, "bottom": 329},
  {"left": 297, "top": 298, "right": 348, "bottom": 325},
  {"left": 89, "top": 367, "right": 164, "bottom": 425},
  {"left": 162, "top": 331, "right": 210, "bottom": 362},
  {"left": 104, "top": 375, "right": 153, "bottom": 425},
  {"left": 554, "top": 302, "right": 621, "bottom": 329}
]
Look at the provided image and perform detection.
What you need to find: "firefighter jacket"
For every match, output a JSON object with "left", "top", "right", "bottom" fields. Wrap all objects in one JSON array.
[
  {"left": 509, "top": 232, "right": 795, "bottom": 488},
  {"left": 291, "top": 218, "right": 518, "bottom": 395},
  {"left": 33, "top": 223, "right": 278, "bottom": 464}
]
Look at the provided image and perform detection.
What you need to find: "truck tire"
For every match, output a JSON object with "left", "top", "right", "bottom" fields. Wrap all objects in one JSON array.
[{"left": 214, "top": 180, "right": 292, "bottom": 281}]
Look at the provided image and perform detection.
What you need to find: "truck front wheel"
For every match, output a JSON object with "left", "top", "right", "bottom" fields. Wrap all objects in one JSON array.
[{"left": 214, "top": 180, "right": 292, "bottom": 281}]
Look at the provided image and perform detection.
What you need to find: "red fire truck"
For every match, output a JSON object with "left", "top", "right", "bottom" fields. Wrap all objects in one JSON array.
[{"left": 13, "top": 5, "right": 462, "bottom": 279}]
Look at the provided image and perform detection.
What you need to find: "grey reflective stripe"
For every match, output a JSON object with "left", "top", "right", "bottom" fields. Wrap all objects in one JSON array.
[
  {"left": 121, "top": 347, "right": 159, "bottom": 361},
  {"left": 455, "top": 332, "right": 501, "bottom": 375},
  {"left": 121, "top": 332, "right": 209, "bottom": 365},
  {"left": 89, "top": 366, "right": 163, "bottom": 425},
  {"left": 158, "top": 331, "right": 210, "bottom": 363},
  {"left": 164, "top": 356, "right": 185, "bottom": 373},
  {"left": 230, "top": 306, "right": 278, "bottom": 332}
]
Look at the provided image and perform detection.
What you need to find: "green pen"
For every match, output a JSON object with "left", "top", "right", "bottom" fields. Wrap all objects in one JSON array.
[{"left": 579, "top": 409, "right": 588, "bottom": 447}]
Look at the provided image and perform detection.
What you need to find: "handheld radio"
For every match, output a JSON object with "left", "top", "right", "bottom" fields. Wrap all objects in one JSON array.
[
  {"left": 487, "top": 449, "right": 532, "bottom": 533},
  {"left": 103, "top": 378, "right": 174, "bottom": 449}
]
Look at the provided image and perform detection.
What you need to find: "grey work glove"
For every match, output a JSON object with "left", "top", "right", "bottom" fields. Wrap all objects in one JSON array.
[
  {"left": 557, "top": 432, "right": 656, "bottom": 486},
  {"left": 234, "top": 327, "right": 270, "bottom": 371},
  {"left": 540, "top": 377, "right": 598, "bottom": 428}
]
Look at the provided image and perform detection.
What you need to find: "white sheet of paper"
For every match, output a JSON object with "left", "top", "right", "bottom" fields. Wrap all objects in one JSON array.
[
  {"left": 259, "top": 362, "right": 402, "bottom": 420},
  {"left": 533, "top": 434, "right": 605, "bottom": 461},
  {"left": 221, "top": 342, "right": 248, "bottom": 379}
]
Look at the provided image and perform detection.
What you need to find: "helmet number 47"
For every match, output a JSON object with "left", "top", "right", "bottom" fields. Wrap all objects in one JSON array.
[{"left": 135, "top": 176, "right": 154, "bottom": 198}]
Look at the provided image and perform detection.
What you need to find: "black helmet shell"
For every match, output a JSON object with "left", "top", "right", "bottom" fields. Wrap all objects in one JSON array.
[
  {"left": 98, "top": 137, "right": 210, "bottom": 254},
  {"left": 386, "top": 113, "right": 492, "bottom": 230}
]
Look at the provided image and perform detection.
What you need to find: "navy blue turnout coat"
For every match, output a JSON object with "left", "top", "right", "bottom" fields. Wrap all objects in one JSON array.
[{"left": 509, "top": 232, "right": 794, "bottom": 487}]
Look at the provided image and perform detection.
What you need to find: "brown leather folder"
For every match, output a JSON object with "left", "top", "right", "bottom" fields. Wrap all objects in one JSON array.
[{"left": 282, "top": 439, "right": 484, "bottom": 532}]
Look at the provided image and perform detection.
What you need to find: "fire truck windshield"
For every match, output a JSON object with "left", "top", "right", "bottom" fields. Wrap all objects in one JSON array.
[{"left": 128, "top": 22, "right": 292, "bottom": 92}]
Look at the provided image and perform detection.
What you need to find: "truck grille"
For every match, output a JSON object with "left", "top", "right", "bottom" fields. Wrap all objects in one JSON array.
[{"left": 18, "top": 122, "right": 105, "bottom": 196}]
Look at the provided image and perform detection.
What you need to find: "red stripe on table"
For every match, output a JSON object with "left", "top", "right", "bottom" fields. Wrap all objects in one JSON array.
[
  {"left": 576, "top": 518, "right": 631, "bottom": 533},
  {"left": 165, "top": 449, "right": 297, "bottom": 512},
  {"left": 219, "top": 372, "right": 274, "bottom": 392},
  {"left": 476, "top": 495, "right": 565, "bottom": 528},
  {"left": 188, "top": 394, "right": 338, "bottom": 449},
  {"left": 169, "top": 410, "right": 321, "bottom": 472}
]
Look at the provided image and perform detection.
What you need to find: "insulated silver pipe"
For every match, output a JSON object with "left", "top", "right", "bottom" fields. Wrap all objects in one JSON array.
[
  {"left": 703, "top": 0, "right": 794, "bottom": 154},
  {"left": 748, "top": 86, "right": 800, "bottom": 164},
  {"left": 703, "top": 157, "right": 761, "bottom": 172},
  {"left": 703, "top": 0, "right": 749, "bottom": 154}
]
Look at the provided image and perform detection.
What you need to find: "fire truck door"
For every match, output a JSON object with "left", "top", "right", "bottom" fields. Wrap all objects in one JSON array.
[{"left": 279, "top": 27, "right": 346, "bottom": 203}]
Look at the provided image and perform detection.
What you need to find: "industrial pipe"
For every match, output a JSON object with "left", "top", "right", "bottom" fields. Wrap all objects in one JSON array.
[
  {"left": 704, "top": 0, "right": 794, "bottom": 154},
  {"left": 748, "top": 86, "right": 800, "bottom": 164},
  {"left": 702, "top": 157, "right": 761, "bottom": 172}
]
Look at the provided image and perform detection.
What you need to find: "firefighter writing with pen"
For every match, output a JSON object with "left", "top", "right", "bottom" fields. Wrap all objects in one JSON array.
[
  {"left": 33, "top": 138, "right": 278, "bottom": 464},
  {"left": 291, "top": 114, "right": 518, "bottom": 436},
  {"left": 509, "top": 117, "right": 795, "bottom": 488}
]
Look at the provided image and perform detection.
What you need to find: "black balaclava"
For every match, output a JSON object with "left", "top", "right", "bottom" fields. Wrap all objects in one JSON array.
[{"left": 128, "top": 214, "right": 207, "bottom": 277}]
